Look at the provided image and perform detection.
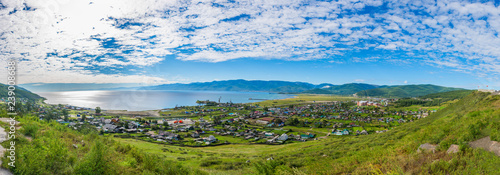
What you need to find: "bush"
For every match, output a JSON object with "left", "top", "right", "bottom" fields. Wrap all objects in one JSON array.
[{"left": 21, "top": 122, "right": 39, "bottom": 138}]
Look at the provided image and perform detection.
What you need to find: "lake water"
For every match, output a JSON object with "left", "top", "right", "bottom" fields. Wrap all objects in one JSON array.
[{"left": 37, "top": 90, "right": 295, "bottom": 111}]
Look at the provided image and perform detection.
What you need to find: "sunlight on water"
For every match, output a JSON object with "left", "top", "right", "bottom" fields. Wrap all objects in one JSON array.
[{"left": 37, "top": 90, "right": 294, "bottom": 111}]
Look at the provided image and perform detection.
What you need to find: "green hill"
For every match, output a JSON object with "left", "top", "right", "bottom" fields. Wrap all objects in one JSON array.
[
  {"left": 150, "top": 79, "right": 317, "bottom": 93},
  {"left": 356, "top": 84, "right": 464, "bottom": 98},
  {"left": 0, "top": 83, "right": 44, "bottom": 101},
  {"left": 303, "top": 83, "right": 383, "bottom": 95},
  {"left": 250, "top": 91, "right": 500, "bottom": 174}
]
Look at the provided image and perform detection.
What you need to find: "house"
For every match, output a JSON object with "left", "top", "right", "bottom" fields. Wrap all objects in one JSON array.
[
  {"left": 203, "top": 135, "right": 218, "bottom": 143},
  {"left": 360, "top": 130, "right": 368, "bottom": 135},
  {"left": 103, "top": 124, "right": 117, "bottom": 132},
  {"left": 278, "top": 133, "right": 288, "bottom": 141},
  {"left": 341, "top": 129, "right": 350, "bottom": 135},
  {"left": 300, "top": 133, "right": 315, "bottom": 139},
  {"left": 191, "top": 132, "right": 200, "bottom": 138}
]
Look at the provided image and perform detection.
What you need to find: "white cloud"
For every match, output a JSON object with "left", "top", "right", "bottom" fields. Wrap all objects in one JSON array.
[{"left": 1, "top": 0, "right": 500, "bottom": 83}]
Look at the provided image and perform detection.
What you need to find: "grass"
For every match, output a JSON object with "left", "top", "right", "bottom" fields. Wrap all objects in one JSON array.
[
  {"left": 252, "top": 94, "right": 363, "bottom": 107},
  {"left": 112, "top": 92, "right": 500, "bottom": 174},
  {"left": 4, "top": 92, "right": 500, "bottom": 174}
]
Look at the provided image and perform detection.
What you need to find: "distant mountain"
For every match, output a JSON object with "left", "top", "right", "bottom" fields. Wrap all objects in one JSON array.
[
  {"left": 0, "top": 83, "right": 45, "bottom": 101},
  {"left": 149, "top": 79, "right": 318, "bottom": 93},
  {"left": 303, "top": 83, "right": 386, "bottom": 95},
  {"left": 355, "top": 84, "right": 464, "bottom": 98},
  {"left": 19, "top": 83, "right": 143, "bottom": 92}
]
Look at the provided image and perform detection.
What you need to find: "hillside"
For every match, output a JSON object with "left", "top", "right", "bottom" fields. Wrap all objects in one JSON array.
[
  {"left": 280, "top": 91, "right": 500, "bottom": 174},
  {"left": 0, "top": 83, "right": 45, "bottom": 101},
  {"left": 239, "top": 91, "right": 500, "bottom": 174},
  {"left": 1, "top": 91, "right": 499, "bottom": 174},
  {"left": 355, "top": 84, "right": 464, "bottom": 98},
  {"left": 149, "top": 79, "right": 318, "bottom": 93},
  {"left": 303, "top": 83, "right": 384, "bottom": 95}
]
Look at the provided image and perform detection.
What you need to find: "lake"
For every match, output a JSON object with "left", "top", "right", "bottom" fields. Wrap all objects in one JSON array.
[{"left": 37, "top": 90, "right": 295, "bottom": 111}]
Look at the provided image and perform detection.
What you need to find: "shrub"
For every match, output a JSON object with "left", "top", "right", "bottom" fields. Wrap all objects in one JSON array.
[{"left": 21, "top": 122, "right": 38, "bottom": 138}]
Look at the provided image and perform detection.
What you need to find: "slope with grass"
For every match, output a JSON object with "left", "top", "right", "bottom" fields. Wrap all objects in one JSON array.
[
  {"left": 252, "top": 91, "right": 500, "bottom": 174},
  {"left": 112, "top": 91, "right": 500, "bottom": 174},
  {"left": 0, "top": 83, "right": 45, "bottom": 101}
]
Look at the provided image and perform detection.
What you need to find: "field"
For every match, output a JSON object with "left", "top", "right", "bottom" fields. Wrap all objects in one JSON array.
[{"left": 252, "top": 94, "right": 364, "bottom": 107}]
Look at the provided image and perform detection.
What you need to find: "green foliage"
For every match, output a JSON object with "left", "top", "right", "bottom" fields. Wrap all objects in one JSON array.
[
  {"left": 0, "top": 83, "right": 45, "bottom": 100},
  {"left": 74, "top": 141, "right": 109, "bottom": 175},
  {"left": 253, "top": 160, "right": 282, "bottom": 175},
  {"left": 20, "top": 121, "right": 39, "bottom": 138},
  {"left": 356, "top": 85, "right": 464, "bottom": 98},
  {"left": 95, "top": 107, "right": 101, "bottom": 114}
]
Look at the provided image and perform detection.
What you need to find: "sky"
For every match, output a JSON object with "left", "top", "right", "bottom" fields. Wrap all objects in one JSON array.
[{"left": 1, "top": 0, "right": 499, "bottom": 89}]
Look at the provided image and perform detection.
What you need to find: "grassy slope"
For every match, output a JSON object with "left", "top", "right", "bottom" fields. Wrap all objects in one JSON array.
[
  {"left": 0, "top": 83, "right": 45, "bottom": 100},
  {"left": 280, "top": 91, "right": 500, "bottom": 174},
  {"left": 114, "top": 91, "right": 500, "bottom": 174},
  {"left": 4, "top": 92, "right": 499, "bottom": 174}
]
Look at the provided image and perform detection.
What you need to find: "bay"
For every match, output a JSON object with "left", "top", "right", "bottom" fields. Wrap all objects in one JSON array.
[{"left": 37, "top": 90, "right": 295, "bottom": 111}]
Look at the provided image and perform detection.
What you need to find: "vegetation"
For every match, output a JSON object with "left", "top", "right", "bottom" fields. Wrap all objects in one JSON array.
[
  {"left": 303, "top": 83, "right": 384, "bottom": 95},
  {"left": 0, "top": 114, "right": 206, "bottom": 175},
  {"left": 394, "top": 90, "right": 474, "bottom": 107},
  {"left": 0, "top": 83, "right": 45, "bottom": 101},
  {"left": 356, "top": 84, "right": 464, "bottom": 98},
  {"left": 2, "top": 90, "right": 500, "bottom": 174}
]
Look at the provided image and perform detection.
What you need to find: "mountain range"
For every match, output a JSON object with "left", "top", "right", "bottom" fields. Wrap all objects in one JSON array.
[
  {"left": 14, "top": 80, "right": 467, "bottom": 98},
  {"left": 146, "top": 79, "right": 465, "bottom": 98}
]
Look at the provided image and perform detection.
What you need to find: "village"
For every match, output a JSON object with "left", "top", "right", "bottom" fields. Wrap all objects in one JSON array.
[{"left": 26, "top": 97, "right": 436, "bottom": 147}]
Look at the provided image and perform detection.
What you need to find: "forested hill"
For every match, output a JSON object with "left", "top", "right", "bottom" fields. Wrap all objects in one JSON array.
[
  {"left": 302, "top": 83, "right": 386, "bottom": 95},
  {"left": 149, "top": 80, "right": 464, "bottom": 98},
  {"left": 149, "top": 79, "right": 320, "bottom": 93},
  {"left": 354, "top": 84, "right": 464, "bottom": 98},
  {"left": 0, "top": 83, "right": 45, "bottom": 100}
]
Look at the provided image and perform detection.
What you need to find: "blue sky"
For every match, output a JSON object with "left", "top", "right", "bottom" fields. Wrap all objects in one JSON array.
[{"left": 1, "top": 0, "right": 499, "bottom": 89}]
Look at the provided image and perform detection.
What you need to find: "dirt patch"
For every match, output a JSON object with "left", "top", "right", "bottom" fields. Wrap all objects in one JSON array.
[
  {"left": 469, "top": 136, "right": 500, "bottom": 156},
  {"left": 104, "top": 110, "right": 160, "bottom": 117}
]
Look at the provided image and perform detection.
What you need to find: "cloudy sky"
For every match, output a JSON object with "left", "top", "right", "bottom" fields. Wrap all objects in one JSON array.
[{"left": 1, "top": 0, "right": 499, "bottom": 89}]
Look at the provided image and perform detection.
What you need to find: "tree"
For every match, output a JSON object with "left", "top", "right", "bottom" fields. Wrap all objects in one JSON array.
[
  {"left": 263, "top": 107, "right": 269, "bottom": 111},
  {"left": 62, "top": 109, "right": 69, "bottom": 121},
  {"left": 81, "top": 114, "right": 86, "bottom": 121},
  {"left": 95, "top": 107, "right": 101, "bottom": 114},
  {"left": 275, "top": 118, "right": 283, "bottom": 125}
]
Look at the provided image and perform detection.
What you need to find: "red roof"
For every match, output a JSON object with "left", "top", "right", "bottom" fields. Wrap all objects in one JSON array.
[
  {"left": 179, "top": 120, "right": 183, "bottom": 123},
  {"left": 260, "top": 117, "right": 274, "bottom": 122}
]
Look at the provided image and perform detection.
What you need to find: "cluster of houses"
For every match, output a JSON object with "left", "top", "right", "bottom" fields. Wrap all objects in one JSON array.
[{"left": 356, "top": 101, "right": 383, "bottom": 107}]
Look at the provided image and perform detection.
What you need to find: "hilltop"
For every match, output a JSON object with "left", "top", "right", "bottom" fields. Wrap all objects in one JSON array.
[{"left": 0, "top": 83, "right": 45, "bottom": 101}]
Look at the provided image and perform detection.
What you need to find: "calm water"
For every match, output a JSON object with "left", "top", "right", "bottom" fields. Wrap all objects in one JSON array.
[{"left": 37, "top": 90, "right": 295, "bottom": 111}]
